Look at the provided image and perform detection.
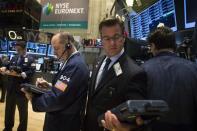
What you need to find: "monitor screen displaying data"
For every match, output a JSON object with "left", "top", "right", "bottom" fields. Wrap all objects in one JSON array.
[
  {"left": 130, "top": 0, "right": 177, "bottom": 39},
  {"left": 26, "top": 42, "right": 47, "bottom": 55},
  {"left": 184, "top": 0, "right": 197, "bottom": 29},
  {"left": 47, "top": 45, "right": 54, "bottom": 56}
]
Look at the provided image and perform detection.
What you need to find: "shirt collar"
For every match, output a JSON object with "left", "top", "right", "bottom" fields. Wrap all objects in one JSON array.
[{"left": 108, "top": 48, "right": 124, "bottom": 63}]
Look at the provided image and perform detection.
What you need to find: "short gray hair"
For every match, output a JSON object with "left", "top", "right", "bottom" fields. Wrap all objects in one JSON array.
[{"left": 58, "top": 32, "right": 75, "bottom": 45}]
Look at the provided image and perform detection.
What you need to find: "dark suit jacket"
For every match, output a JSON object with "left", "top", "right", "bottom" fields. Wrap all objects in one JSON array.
[
  {"left": 84, "top": 52, "right": 147, "bottom": 131},
  {"left": 7, "top": 54, "right": 35, "bottom": 94},
  {"left": 141, "top": 51, "right": 197, "bottom": 131}
]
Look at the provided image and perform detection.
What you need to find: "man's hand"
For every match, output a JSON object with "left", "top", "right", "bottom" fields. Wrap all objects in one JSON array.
[
  {"left": 21, "top": 88, "right": 33, "bottom": 101},
  {"left": 101, "top": 111, "right": 144, "bottom": 131},
  {"left": 0, "top": 67, "right": 7, "bottom": 74},
  {"left": 36, "top": 77, "right": 51, "bottom": 89}
]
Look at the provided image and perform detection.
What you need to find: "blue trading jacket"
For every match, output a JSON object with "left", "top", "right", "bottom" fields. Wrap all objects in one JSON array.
[
  {"left": 7, "top": 54, "right": 35, "bottom": 94},
  {"left": 32, "top": 52, "right": 89, "bottom": 131}
]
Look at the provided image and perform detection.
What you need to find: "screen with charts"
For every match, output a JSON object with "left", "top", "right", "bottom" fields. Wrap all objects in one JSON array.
[
  {"left": 35, "top": 57, "right": 44, "bottom": 71},
  {"left": 184, "top": 0, "right": 197, "bottom": 29},
  {"left": 26, "top": 42, "right": 47, "bottom": 55},
  {"left": 130, "top": 0, "right": 177, "bottom": 39},
  {"left": 8, "top": 41, "right": 16, "bottom": 51},
  {"left": 37, "top": 57, "right": 44, "bottom": 64},
  {"left": 47, "top": 45, "right": 54, "bottom": 56}
]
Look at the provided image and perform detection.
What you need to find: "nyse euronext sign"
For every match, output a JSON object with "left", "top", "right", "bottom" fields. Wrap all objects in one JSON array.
[{"left": 40, "top": 0, "right": 89, "bottom": 29}]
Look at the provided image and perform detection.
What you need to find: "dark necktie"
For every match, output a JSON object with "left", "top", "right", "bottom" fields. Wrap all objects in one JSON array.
[{"left": 100, "top": 58, "right": 111, "bottom": 83}]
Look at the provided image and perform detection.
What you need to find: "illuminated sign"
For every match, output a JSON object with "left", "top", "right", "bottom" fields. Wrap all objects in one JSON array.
[
  {"left": 0, "top": 9, "right": 23, "bottom": 13},
  {"left": 5, "top": 29, "right": 53, "bottom": 43},
  {"left": 40, "top": 0, "right": 89, "bottom": 29},
  {"left": 7, "top": 30, "right": 23, "bottom": 40},
  {"left": 0, "top": 3, "right": 23, "bottom": 14}
]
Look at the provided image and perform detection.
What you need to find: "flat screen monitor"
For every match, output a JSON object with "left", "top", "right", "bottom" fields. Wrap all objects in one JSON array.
[
  {"left": 47, "top": 45, "right": 54, "bottom": 56},
  {"left": 8, "top": 41, "right": 16, "bottom": 51},
  {"left": 184, "top": 0, "right": 197, "bottom": 28},
  {"left": 26, "top": 41, "right": 47, "bottom": 55},
  {"left": 38, "top": 57, "right": 44, "bottom": 64},
  {"left": 130, "top": 0, "right": 177, "bottom": 39}
]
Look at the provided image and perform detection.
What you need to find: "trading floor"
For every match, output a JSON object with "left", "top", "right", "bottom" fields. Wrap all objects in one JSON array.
[{"left": 0, "top": 100, "right": 45, "bottom": 131}]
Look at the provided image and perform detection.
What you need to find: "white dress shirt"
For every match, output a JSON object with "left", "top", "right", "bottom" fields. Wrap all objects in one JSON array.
[{"left": 95, "top": 48, "right": 124, "bottom": 89}]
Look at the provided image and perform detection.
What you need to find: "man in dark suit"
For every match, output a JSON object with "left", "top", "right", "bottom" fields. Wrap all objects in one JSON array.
[
  {"left": 0, "top": 41, "right": 35, "bottom": 131},
  {"left": 22, "top": 33, "right": 89, "bottom": 131},
  {"left": 141, "top": 27, "right": 197, "bottom": 131},
  {"left": 83, "top": 18, "right": 147, "bottom": 131},
  {"left": 104, "top": 27, "right": 197, "bottom": 131}
]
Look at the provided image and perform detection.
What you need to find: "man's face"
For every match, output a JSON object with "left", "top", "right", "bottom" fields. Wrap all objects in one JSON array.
[
  {"left": 51, "top": 35, "right": 65, "bottom": 59},
  {"left": 101, "top": 24, "right": 125, "bottom": 57},
  {"left": 15, "top": 46, "right": 25, "bottom": 55}
]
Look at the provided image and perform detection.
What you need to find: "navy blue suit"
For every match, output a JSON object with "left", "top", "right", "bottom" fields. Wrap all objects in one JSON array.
[
  {"left": 4, "top": 54, "right": 35, "bottom": 131},
  {"left": 32, "top": 52, "right": 89, "bottom": 131},
  {"left": 6, "top": 55, "right": 35, "bottom": 94},
  {"left": 141, "top": 51, "right": 197, "bottom": 131},
  {"left": 84, "top": 53, "right": 147, "bottom": 131}
]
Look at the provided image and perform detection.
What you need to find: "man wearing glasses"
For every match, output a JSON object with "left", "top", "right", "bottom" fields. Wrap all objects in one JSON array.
[{"left": 83, "top": 18, "right": 147, "bottom": 131}]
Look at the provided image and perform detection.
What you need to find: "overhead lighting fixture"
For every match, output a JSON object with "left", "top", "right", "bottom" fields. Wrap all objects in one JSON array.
[{"left": 126, "top": 0, "right": 134, "bottom": 7}]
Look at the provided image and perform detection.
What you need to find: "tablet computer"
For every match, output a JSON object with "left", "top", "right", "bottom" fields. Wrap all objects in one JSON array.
[
  {"left": 98, "top": 100, "right": 169, "bottom": 126},
  {"left": 21, "top": 83, "right": 50, "bottom": 94}
]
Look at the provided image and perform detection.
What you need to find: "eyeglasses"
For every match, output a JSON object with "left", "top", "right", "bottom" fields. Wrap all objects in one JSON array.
[{"left": 102, "top": 34, "right": 124, "bottom": 43}]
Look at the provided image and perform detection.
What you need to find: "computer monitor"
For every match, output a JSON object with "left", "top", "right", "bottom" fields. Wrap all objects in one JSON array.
[
  {"left": 36, "top": 57, "right": 44, "bottom": 71},
  {"left": 26, "top": 42, "right": 47, "bottom": 55},
  {"left": 8, "top": 41, "right": 16, "bottom": 51},
  {"left": 184, "top": 0, "right": 197, "bottom": 29},
  {"left": 130, "top": 0, "right": 177, "bottom": 39},
  {"left": 26, "top": 42, "right": 36, "bottom": 53},
  {"left": 47, "top": 45, "right": 54, "bottom": 56},
  {"left": 38, "top": 57, "right": 44, "bottom": 64}
]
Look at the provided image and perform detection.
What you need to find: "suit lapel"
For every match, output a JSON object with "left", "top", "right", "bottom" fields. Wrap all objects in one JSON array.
[
  {"left": 89, "top": 56, "right": 105, "bottom": 96},
  {"left": 93, "top": 67, "right": 115, "bottom": 95},
  {"left": 93, "top": 53, "right": 127, "bottom": 97}
]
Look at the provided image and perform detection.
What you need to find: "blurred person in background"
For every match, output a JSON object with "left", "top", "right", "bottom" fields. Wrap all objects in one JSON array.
[{"left": 0, "top": 41, "right": 35, "bottom": 131}]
